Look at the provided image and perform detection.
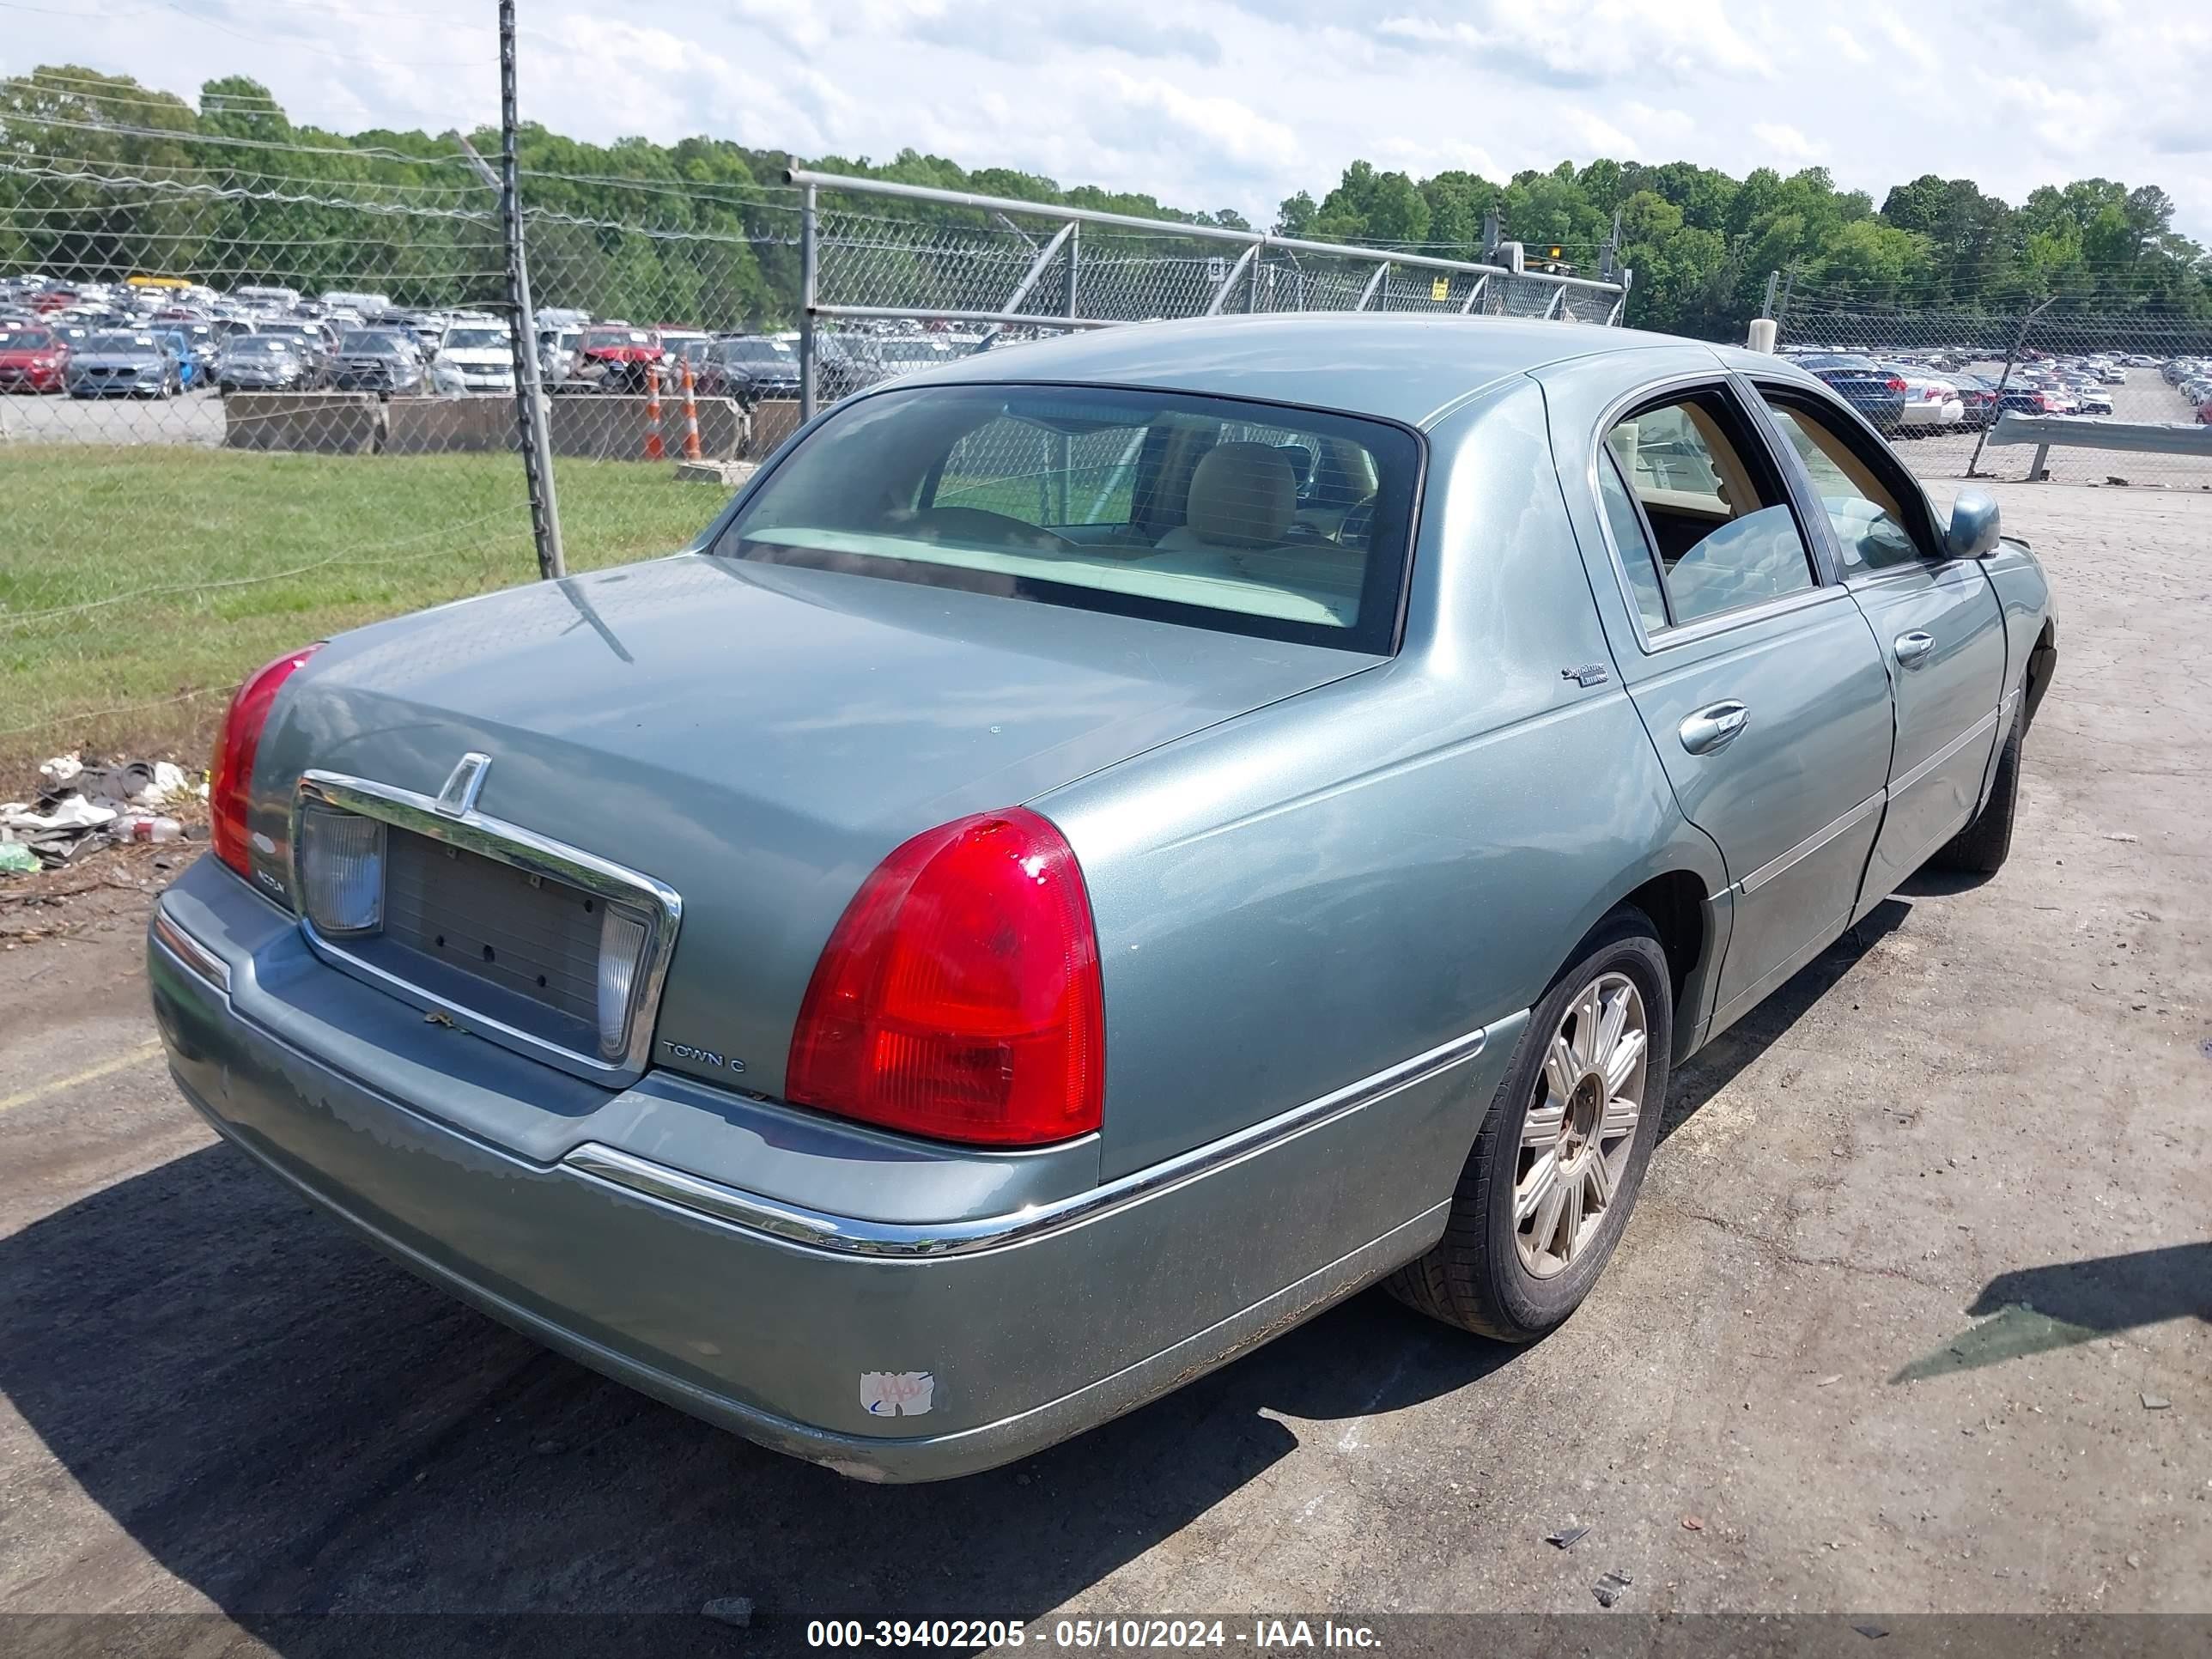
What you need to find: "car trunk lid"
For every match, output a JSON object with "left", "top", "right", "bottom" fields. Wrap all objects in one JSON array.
[{"left": 258, "top": 552, "right": 1380, "bottom": 1101}]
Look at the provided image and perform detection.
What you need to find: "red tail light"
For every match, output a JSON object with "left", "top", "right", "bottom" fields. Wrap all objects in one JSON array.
[
  {"left": 1886, "top": 376, "right": 1907, "bottom": 393},
  {"left": 210, "top": 644, "right": 321, "bottom": 877},
  {"left": 786, "top": 808, "right": 1104, "bottom": 1146}
]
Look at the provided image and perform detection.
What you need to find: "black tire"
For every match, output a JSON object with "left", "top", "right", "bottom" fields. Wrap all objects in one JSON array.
[
  {"left": 1387, "top": 907, "right": 1673, "bottom": 1342},
  {"left": 1934, "top": 707, "right": 2022, "bottom": 875}
]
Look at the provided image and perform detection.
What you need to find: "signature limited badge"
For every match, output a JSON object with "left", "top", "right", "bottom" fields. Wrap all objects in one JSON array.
[{"left": 664, "top": 1041, "right": 744, "bottom": 1073}]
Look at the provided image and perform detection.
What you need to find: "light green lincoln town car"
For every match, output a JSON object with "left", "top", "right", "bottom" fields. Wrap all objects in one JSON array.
[{"left": 149, "top": 315, "right": 2056, "bottom": 1480}]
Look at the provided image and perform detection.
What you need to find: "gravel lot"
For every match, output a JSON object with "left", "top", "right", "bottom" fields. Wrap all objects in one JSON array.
[{"left": 0, "top": 479, "right": 2204, "bottom": 1648}]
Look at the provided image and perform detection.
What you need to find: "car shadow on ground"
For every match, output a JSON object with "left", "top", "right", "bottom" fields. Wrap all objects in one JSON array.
[
  {"left": 1658, "top": 897, "right": 1911, "bottom": 1140},
  {"left": 0, "top": 1139, "right": 1515, "bottom": 1650}
]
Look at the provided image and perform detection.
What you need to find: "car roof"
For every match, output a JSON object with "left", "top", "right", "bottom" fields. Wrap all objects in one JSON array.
[{"left": 902, "top": 313, "right": 1735, "bottom": 428}]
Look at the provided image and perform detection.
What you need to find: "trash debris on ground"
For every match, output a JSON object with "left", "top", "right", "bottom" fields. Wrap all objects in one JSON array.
[
  {"left": 1591, "top": 1570, "right": 1632, "bottom": 1607},
  {"left": 1680, "top": 1515, "right": 1705, "bottom": 1531},
  {"left": 2105, "top": 831, "right": 2139, "bottom": 843},
  {"left": 2, "top": 751, "right": 204, "bottom": 872},
  {"left": 1852, "top": 1623, "right": 1891, "bottom": 1639},
  {"left": 1545, "top": 1523, "right": 1590, "bottom": 1550},
  {"left": 702, "top": 1596, "right": 754, "bottom": 1629},
  {"left": 2141, "top": 1392, "right": 2172, "bottom": 1410},
  {"left": 0, "top": 844, "right": 38, "bottom": 875}
]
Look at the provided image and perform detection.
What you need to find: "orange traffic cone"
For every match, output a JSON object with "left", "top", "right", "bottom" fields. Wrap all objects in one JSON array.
[
  {"left": 644, "top": 365, "right": 665, "bottom": 460},
  {"left": 680, "top": 362, "right": 702, "bottom": 460}
]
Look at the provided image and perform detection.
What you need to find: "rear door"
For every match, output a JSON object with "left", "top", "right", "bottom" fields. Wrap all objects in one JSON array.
[
  {"left": 1583, "top": 377, "right": 1893, "bottom": 1038},
  {"left": 1747, "top": 380, "right": 2008, "bottom": 914}
]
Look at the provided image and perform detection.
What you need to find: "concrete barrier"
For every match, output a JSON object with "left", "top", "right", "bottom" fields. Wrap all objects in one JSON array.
[
  {"left": 384, "top": 395, "right": 514, "bottom": 455},
  {"left": 546, "top": 394, "right": 745, "bottom": 460},
  {"left": 222, "top": 392, "right": 384, "bottom": 454},
  {"left": 747, "top": 398, "right": 801, "bottom": 458}
]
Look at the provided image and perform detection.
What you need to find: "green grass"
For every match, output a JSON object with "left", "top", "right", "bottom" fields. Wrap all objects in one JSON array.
[{"left": 0, "top": 447, "right": 719, "bottom": 772}]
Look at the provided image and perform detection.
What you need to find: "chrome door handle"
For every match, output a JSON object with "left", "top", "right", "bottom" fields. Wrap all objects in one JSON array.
[
  {"left": 1679, "top": 700, "right": 1749, "bottom": 756},
  {"left": 1894, "top": 630, "right": 1936, "bottom": 667}
]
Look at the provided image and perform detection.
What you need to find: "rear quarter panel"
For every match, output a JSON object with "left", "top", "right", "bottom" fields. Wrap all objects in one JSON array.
[
  {"left": 1035, "top": 377, "right": 1727, "bottom": 1183},
  {"left": 1982, "top": 539, "right": 2053, "bottom": 706}
]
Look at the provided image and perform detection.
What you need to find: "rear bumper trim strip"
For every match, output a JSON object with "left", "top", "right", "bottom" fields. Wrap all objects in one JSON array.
[{"left": 564, "top": 1021, "right": 1492, "bottom": 1260}]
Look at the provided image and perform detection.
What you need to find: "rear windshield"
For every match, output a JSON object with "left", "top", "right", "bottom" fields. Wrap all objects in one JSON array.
[
  {"left": 443, "top": 327, "right": 508, "bottom": 351},
  {"left": 85, "top": 332, "right": 159, "bottom": 355},
  {"left": 714, "top": 383, "right": 1419, "bottom": 653},
  {"left": 587, "top": 328, "right": 653, "bottom": 348},
  {"left": 0, "top": 329, "right": 55, "bottom": 348}
]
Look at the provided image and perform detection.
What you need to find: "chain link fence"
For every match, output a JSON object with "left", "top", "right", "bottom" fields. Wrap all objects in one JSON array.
[
  {"left": 1775, "top": 279, "right": 2212, "bottom": 491},
  {"left": 0, "top": 123, "right": 1630, "bottom": 775},
  {"left": 793, "top": 171, "right": 1628, "bottom": 414}
]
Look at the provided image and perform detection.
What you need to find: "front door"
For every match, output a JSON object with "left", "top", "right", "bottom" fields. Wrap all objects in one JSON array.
[
  {"left": 1592, "top": 382, "right": 1893, "bottom": 1037},
  {"left": 1752, "top": 388, "right": 2008, "bottom": 912}
]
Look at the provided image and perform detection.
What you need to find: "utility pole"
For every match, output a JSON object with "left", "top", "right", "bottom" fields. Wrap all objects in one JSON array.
[{"left": 457, "top": 0, "right": 563, "bottom": 580}]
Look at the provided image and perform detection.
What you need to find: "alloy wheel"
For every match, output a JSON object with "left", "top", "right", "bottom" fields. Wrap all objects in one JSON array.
[{"left": 1513, "top": 971, "right": 1649, "bottom": 1279}]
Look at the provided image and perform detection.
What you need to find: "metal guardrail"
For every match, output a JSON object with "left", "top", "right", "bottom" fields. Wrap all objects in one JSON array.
[
  {"left": 1982, "top": 410, "right": 2212, "bottom": 481},
  {"left": 784, "top": 168, "right": 1632, "bottom": 419}
]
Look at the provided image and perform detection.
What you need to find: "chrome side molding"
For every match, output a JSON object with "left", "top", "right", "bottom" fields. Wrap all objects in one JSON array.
[
  {"left": 562, "top": 1021, "right": 1495, "bottom": 1259},
  {"left": 153, "top": 902, "right": 231, "bottom": 994}
]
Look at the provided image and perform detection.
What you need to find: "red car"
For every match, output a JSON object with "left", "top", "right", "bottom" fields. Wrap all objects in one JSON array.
[
  {"left": 577, "top": 323, "right": 663, "bottom": 391},
  {"left": 0, "top": 325, "right": 70, "bottom": 392}
]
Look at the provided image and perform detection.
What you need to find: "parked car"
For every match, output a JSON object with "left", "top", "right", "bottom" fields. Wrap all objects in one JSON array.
[
  {"left": 391, "top": 311, "right": 448, "bottom": 355},
  {"left": 1944, "top": 372, "right": 2001, "bottom": 431},
  {"left": 216, "top": 335, "right": 313, "bottom": 393},
  {"left": 64, "top": 329, "right": 179, "bottom": 398},
  {"left": 1879, "top": 364, "right": 1963, "bottom": 434},
  {"left": 697, "top": 335, "right": 801, "bottom": 403},
  {"left": 537, "top": 326, "right": 583, "bottom": 383},
  {"left": 151, "top": 328, "right": 205, "bottom": 390},
  {"left": 0, "top": 324, "right": 69, "bottom": 392},
  {"left": 252, "top": 319, "right": 338, "bottom": 384},
  {"left": 148, "top": 317, "right": 2057, "bottom": 1482},
  {"left": 1993, "top": 384, "right": 2063, "bottom": 418},
  {"left": 434, "top": 322, "right": 515, "bottom": 392},
  {"left": 1792, "top": 354, "right": 1906, "bottom": 434},
  {"left": 575, "top": 323, "right": 662, "bottom": 391},
  {"left": 328, "top": 329, "right": 427, "bottom": 397}
]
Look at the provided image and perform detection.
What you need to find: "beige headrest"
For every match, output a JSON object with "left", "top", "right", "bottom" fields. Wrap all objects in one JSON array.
[{"left": 1184, "top": 442, "right": 1296, "bottom": 547}]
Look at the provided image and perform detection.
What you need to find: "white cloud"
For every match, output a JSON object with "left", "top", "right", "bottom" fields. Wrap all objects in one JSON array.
[
  {"left": 1098, "top": 72, "right": 1299, "bottom": 175},
  {"left": 1824, "top": 25, "right": 1873, "bottom": 65},
  {"left": 1752, "top": 122, "right": 1820, "bottom": 162},
  {"left": 1375, "top": 0, "right": 1770, "bottom": 87}
]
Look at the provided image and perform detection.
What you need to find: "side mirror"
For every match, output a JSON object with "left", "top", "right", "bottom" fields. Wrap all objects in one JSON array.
[{"left": 1945, "top": 489, "right": 2002, "bottom": 560}]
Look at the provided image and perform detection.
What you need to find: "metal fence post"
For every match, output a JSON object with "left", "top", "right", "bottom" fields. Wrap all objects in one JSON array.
[
  {"left": 459, "top": 0, "right": 562, "bottom": 581},
  {"left": 799, "top": 182, "right": 818, "bottom": 422},
  {"left": 1066, "top": 222, "right": 1079, "bottom": 319},
  {"left": 1968, "top": 297, "right": 2054, "bottom": 480},
  {"left": 1761, "top": 269, "right": 1780, "bottom": 320}
]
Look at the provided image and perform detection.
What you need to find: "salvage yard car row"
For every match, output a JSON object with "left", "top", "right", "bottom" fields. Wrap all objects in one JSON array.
[
  {"left": 1776, "top": 343, "right": 2142, "bottom": 434},
  {"left": 0, "top": 273, "right": 995, "bottom": 413}
]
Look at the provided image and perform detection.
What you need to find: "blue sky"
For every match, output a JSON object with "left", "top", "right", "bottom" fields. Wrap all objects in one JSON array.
[{"left": 27, "top": 0, "right": 2212, "bottom": 241}]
